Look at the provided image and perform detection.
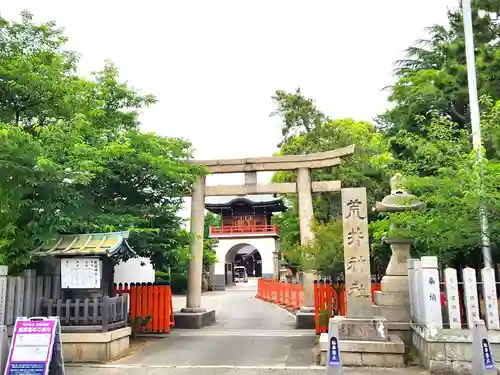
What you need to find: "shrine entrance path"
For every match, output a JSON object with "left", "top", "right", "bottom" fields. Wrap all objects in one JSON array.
[
  {"left": 112, "top": 278, "right": 317, "bottom": 367},
  {"left": 65, "top": 279, "right": 430, "bottom": 375}
]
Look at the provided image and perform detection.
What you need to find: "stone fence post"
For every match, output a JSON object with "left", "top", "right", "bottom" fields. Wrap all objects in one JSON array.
[
  {"left": 420, "top": 256, "right": 442, "bottom": 336},
  {"left": 0, "top": 266, "right": 7, "bottom": 326},
  {"left": 444, "top": 267, "right": 461, "bottom": 329},
  {"left": 462, "top": 267, "right": 480, "bottom": 329}
]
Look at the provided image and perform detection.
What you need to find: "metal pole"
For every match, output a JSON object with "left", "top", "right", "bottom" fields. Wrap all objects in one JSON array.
[{"left": 462, "top": 0, "right": 492, "bottom": 267}]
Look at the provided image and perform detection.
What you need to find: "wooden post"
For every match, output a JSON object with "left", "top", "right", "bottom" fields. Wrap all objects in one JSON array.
[{"left": 102, "top": 296, "right": 110, "bottom": 332}]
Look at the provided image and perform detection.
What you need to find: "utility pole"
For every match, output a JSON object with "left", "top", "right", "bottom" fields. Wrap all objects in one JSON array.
[{"left": 462, "top": 0, "right": 493, "bottom": 267}]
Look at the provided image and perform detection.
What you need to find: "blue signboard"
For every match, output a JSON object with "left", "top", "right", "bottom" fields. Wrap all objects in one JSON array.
[
  {"left": 482, "top": 339, "right": 494, "bottom": 369},
  {"left": 7, "top": 363, "right": 45, "bottom": 375},
  {"left": 328, "top": 337, "right": 340, "bottom": 366}
]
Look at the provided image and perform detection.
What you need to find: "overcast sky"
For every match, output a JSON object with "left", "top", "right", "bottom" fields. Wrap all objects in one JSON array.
[{"left": 2, "top": 0, "right": 458, "bottom": 218}]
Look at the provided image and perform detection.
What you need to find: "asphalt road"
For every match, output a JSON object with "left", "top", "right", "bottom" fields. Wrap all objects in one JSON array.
[{"left": 66, "top": 279, "right": 429, "bottom": 375}]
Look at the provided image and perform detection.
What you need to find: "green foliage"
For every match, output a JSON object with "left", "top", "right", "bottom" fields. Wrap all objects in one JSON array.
[
  {"left": 272, "top": 3, "right": 500, "bottom": 271},
  {"left": 271, "top": 92, "right": 394, "bottom": 272},
  {"left": 271, "top": 88, "right": 328, "bottom": 147},
  {"left": 169, "top": 272, "right": 188, "bottom": 294},
  {"left": 0, "top": 11, "right": 204, "bottom": 272},
  {"left": 203, "top": 212, "right": 220, "bottom": 267},
  {"left": 155, "top": 270, "right": 170, "bottom": 282},
  {"left": 378, "top": 2, "right": 500, "bottom": 139},
  {"left": 128, "top": 314, "right": 152, "bottom": 339}
]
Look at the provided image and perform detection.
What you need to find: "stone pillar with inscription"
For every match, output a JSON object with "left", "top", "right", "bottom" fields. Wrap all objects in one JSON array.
[
  {"left": 373, "top": 174, "right": 425, "bottom": 333},
  {"left": 342, "top": 187, "right": 373, "bottom": 317},
  {"left": 420, "top": 256, "right": 442, "bottom": 336},
  {"left": 463, "top": 267, "right": 480, "bottom": 329},
  {"left": 327, "top": 187, "right": 406, "bottom": 366},
  {"left": 481, "top": 267, "right": 500, "bottom": 330},
  {"left": 444, "top": 267, "right": 462, "bottom": 329}
]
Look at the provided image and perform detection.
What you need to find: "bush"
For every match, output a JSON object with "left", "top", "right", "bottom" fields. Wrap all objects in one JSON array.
[
  {"left": 170, "top": 272, "right": 188, "bottom": 294},
  {"left": 155, "top": 270, "right": 170, "bottom": 282}
]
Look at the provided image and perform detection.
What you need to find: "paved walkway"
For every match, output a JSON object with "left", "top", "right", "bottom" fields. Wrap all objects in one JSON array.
[
  {"left": 115, "top": 279, "right": 316, "bottom": 367},
  {"left": 67, "top": 279, "right": 430, "bottom": 375},
  {"left": 67, "top": 365, "right": 430, "bottom": 375}
]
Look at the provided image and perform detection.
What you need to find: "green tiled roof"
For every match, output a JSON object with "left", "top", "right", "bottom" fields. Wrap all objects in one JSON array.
[{"left": 35, "top": 231, "right": 136, "bottom": 258}]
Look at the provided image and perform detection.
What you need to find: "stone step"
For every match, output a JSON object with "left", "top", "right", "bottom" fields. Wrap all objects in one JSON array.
[{"left": 316, "top": 333, "right": 405, "bottom": 367}]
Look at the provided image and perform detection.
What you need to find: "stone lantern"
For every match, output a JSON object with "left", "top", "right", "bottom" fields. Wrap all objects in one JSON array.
[{"left": 373, "top": 173, "right": 425, "bottom": 333}]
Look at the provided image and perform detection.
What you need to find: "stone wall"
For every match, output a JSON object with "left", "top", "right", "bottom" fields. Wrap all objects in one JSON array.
[
  {"left": 61, "top": 327, "right": 131, "bottom": 362},
  {"left": 411, "top": 327, "right": 500, "bottom": 375}
]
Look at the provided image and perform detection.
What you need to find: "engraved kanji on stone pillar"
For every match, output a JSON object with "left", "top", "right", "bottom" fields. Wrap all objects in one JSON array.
[{"left": 341, "top": 187, "right": 372, "bottom": 318}]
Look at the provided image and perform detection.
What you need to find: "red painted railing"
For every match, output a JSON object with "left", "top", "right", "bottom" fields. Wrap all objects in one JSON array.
[
  {"left": 256, "top": 279, "right": 304, "bottom": 310},
  {"left": 314, "top": 281, "right": 381, "bottom": 334},
  {"left": 210, "top": 224, "right": 278, "bottom": 235},
  {"left": 113, "top": 282, "right": 175, "bottom": 333}
]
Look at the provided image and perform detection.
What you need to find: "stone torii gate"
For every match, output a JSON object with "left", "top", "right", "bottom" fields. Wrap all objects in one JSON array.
[{"left": 173, "top": 145, "right": 355, "bottom": 329}]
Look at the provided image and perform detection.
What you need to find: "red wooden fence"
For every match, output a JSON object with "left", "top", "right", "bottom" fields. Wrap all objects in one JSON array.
[
  {"left": 256, "top": 278, "right": 381, "bottom": 334},
  {"left": 256, "top": 278, "right": 468, "bottom": 334},
  {"left": 313, "top": 280, "right": 381, "bottom": 334},
  {"left": 113, "top": 282, "right": 175, "bottom": 333},
  {"left": 256, "top": 279, "right": 303, "bottom": 309}
]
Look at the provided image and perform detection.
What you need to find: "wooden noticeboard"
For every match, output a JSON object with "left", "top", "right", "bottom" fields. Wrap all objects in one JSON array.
[{"left": 60, "top": 258, "right": 101, "bottom": 289}]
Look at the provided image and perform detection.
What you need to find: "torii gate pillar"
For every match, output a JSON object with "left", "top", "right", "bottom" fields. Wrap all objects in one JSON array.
[{"left": 296, "top": 167, "right": 318, "bottom": 328}]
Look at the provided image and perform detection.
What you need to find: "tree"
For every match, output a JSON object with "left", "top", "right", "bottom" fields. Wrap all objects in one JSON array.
[
  {"left": 378, "top": 2, "right": 500, "bottom": 146},
  {"left": 372, "top": 2, "right": 500, "bottom": 267},
  {"left": 271, "top": 89, "right": 395, "bottom": 274},
  {"left": 0, "top": 11, "right": 203, "bottom": 273},
  {"left": 271, "top": 88, "right": 328, "bottom": 147},
  {"left": 203, "top": 212, "right": 220, "bottom": 267},
  {"left": 371, "top": 117, "right": 500, "bottom": 267}
]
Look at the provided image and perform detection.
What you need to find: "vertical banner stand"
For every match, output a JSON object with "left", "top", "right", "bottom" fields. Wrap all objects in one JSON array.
[
  {"left": 4, "top": 317, "right": 65, "bottom": 375},
  {"left": 472, "top": 319, "right": 496, "bottom": 375},
  {"left": 326, "top": 317, "right": 343, "bottom": 375}
]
